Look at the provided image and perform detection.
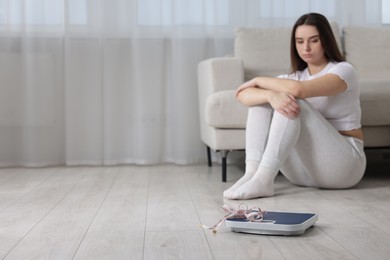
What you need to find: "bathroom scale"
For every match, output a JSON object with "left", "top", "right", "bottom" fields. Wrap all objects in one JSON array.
[{"left": 225, "top": 211, "right": 318, "bottom": 236}]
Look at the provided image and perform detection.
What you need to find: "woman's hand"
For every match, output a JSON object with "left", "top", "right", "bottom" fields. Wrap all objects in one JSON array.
[{"left": 269, "top": 92, "right": 300, "bottom": 118}]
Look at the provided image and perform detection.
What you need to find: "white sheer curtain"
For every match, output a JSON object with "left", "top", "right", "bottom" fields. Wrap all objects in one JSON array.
[{"left": 0, "top": 0, "right": 384, "bottom": 167}]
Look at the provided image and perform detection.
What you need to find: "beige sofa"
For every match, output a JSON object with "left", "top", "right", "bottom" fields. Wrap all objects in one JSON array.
[{"left": 197, "top": 24, "right": 390, "bottom": 181}]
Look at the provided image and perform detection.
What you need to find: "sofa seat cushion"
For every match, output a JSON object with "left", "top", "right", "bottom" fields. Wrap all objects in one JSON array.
[
  {"left": 360, "top": 79, "right": 390, "bottom": 126},
  {"left": 205, "top": 90, "right": 248, "bottom": 128}
]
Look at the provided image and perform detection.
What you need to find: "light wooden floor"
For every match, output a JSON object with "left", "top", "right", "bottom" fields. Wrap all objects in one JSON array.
[{"left": 0, "top": 159, "right": 389, "bottom": 260}]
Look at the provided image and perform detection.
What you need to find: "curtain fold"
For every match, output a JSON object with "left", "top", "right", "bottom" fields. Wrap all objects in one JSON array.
[{"left": 0, "top": 0, "right": 384, "bottom": 167}]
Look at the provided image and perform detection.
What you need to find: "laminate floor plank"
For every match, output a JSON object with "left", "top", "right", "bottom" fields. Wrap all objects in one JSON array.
[
  {"left": 320, "top": 226, "right": 390, "bottom": 260},
  {"left": 145, "top": 165, "right": 200, "bottom": 232},
  {"left": 204, "top": 231, "right": 285, "bottom": 260},
  {"left": 73, "top": 166, "right": 149, "bottom": 260},
  {"left": 143, "top": 230, "right": 213, "bottom": 260},
  {"left": 269, "top": 227, "right": 358, "bottom": 260},
  {"left": 3, "top": 167, "right": 117, "bottom": 260},
  {"left": 0, "top": 168, "right": 83, "bottom": 258},
  {"left": 0, "top": 168, "right": 53, "bottom": 212},
  {"left": 143, "top": 165, "right": 214, "bottom": 259},
  {"left": 314, "top": 184, "right": 390, "bottom": 234},
  {"left": 0, "top": 168, "right": 24, "bottom": 184}
]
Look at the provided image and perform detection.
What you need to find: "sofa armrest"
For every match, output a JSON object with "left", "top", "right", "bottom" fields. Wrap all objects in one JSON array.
[
  {"left": 197, "top": 57, "right": 244, "bottom": 122},
  {"left": 197, "top": 57, "right": 245, "bottom": 145}
]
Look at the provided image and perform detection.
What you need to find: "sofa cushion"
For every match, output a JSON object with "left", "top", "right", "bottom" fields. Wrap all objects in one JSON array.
[
  {"left": 343, "top": 26, "right": 390, "bottom": 80},
  {"left": 235, "top": 22, "right": 341, "bottom": 81},
  {"left": 234, "top": 27, "right": 291, "bottom": 80},
  {"left": 205, "top": 90, "right": 247, "bottom": 128},
  {"left": 360, "top": 79, "right": 390, "bottom": 126}
]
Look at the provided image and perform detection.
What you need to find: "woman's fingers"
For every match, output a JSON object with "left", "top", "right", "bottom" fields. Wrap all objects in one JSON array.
[
  {"left": 271, "top": 92, "right": 300, "bottom": 119},
  {"left": 284, "top": 97, "right": 300, "bottom": 118}
]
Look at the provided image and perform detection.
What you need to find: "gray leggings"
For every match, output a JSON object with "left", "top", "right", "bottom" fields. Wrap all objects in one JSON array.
[{"left": 245, "top": 100, "right": 366, "bottom": 189}]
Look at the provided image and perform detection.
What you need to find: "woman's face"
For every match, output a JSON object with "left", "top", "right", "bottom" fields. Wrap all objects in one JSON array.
[{"left": 295, "top": 25, "right": 326, "bottom": 66}]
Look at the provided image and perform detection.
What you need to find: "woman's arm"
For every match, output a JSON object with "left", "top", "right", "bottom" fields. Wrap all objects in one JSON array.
[
  {"left": 300, "top": 74, "right": 347, "bottom": 98},
  {"left": 236, "top": 87, "right": 272, "bottom": 106},
  {"left": 237, "top": 88, "right": 300, "bottom": 118},
  {"left": 237, "top": 73, "right": 347, "bottom": 99},
  {"left": 236, "top": 77, "right": 301, "bottom": 98}
]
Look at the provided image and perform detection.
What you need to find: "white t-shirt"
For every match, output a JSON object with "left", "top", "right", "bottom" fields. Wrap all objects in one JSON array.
[{"left": 278, "top": 62, "right": 361, "bottom": 131}]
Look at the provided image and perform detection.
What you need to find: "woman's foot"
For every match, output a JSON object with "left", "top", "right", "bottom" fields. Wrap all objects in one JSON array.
[
  {"left": 225, "top": 166, "right": 277, "bottom": 200},
  {"left": 223, "top": 173, "right": 255, "bottom": 198},
  {"left": 223, "top": 161, "right": 259, "bottom": 198}
]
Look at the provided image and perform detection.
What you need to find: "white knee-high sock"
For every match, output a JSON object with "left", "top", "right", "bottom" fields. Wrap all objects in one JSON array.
[
  {"left": 227, "top": 112, "right": 301, "bottom": 200},
  {"left": 223, "top": 105, "right": 272, "bottom": 198},
  {"left": 245, "top": 105, "right": 273, "bottom": 162}
]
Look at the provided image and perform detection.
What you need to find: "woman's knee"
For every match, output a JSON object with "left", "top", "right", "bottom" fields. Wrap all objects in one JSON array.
[
  {"left": 248, "top": 103, "right": 272, "bottom": 113},
  {"left": 297, "top": 99, "right": 316, "bottom": 113}
]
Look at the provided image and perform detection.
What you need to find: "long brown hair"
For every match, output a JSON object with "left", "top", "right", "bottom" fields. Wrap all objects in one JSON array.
[{"left": 290, "top": 13, "right": 345, "bottom": 73}]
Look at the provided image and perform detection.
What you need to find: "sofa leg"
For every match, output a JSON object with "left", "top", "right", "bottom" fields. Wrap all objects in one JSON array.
[
  {"left": 221, "top": 150, "right": 229, "bottom": 182},
  {"left": 206, "top": 146, "right": 212, "bottom": 167}
]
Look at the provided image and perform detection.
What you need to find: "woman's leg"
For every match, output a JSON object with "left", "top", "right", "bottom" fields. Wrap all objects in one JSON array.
[
  {"left": 226, "top": 109, "right": 301, "bottom": 199},
  {"left": 223, "top": 105, "right": 272, "bottom": 197},
  {"left": 226, "top": 99, "right": 366, "bottom": 200},
  {"left": 280, "top": 100, "right": 366, "bottom": 189}
]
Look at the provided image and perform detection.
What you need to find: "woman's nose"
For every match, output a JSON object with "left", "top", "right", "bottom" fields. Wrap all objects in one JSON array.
[{"left": 304, "top": 42, "right": 310, "bottom": 51}]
